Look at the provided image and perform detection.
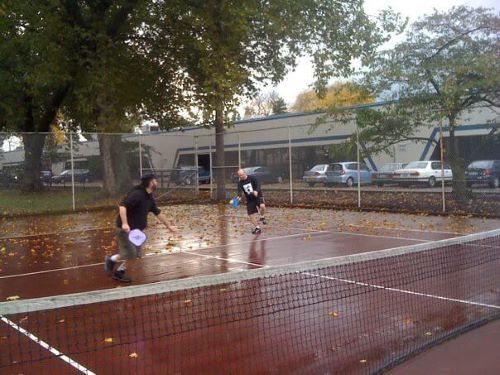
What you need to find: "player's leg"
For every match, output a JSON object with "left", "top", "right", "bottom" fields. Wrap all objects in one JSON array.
[
  {"left": 247, "top": 200, "right": 262, "bottom": 234},
  {"left": 106, "top": 229, "right": 137, "bottom": 282},
  {"left": 258, "top": 195, "right": 267, "bottom": 224}
]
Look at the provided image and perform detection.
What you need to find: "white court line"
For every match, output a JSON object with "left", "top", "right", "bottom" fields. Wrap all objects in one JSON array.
[
  {"left": 347, "top": 224, "right": 464, "bottom": 235},
  {"left": 184, "top": 250, "right": 267, "bottom": 268},
  {"left": 0, "top": 231, "right": 327, "bottom": 279},
  {"left": 0, "top": 226, "right": 113, "bottom": 241},
  {"left": 0, "top": 262, "right": 104, "bottom": 280},
  {"left": 222, "top": 213, "right": 467, "bottom": 235},
  {"left": 302, "top": 272, "right": 500, "bottom": 310},
  {"left": 1, "top": 316, "right": 96, "bottom": 374},
  {"left": 285, "top": 226, "right": 429, "bottom": 243}
]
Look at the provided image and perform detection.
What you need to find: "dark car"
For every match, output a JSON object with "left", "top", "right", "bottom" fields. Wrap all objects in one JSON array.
[
  {"left": 40, "top": 171, "right": 53, "bottom": 184},
  {"left": 465, "top": 160, "right": 500, "bottom": 188},
  {"left": 372, "top": 163, "right": 407, "bottom": 187},
  {"left": 52, "top": 169, "right": 91, "bottom": 184},
  {"left": 232, "top": 166, "right": 283, "bottom": 184},
  {"left": 175, "top": 166, "right": 210, "bottom": 185}
]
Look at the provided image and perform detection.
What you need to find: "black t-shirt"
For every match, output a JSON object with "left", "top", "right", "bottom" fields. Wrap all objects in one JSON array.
[
  {"left": 238, "top": 175, "right": 261, "bottom": 200},
  {"left": 116, "top": 188, "right": 161, "bottom": 231}
]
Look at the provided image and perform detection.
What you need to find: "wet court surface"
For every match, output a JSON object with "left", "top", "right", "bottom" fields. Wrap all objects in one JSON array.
[
  {"left": 2, "top": 205, "right": 498, "bottom": 300},
  {"left": 0, "top": 205, "right": 499, "bottom": 374}
]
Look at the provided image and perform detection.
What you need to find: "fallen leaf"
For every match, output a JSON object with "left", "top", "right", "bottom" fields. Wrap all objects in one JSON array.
[
  {"left": 328, "top": 311, "right": 339, "bottom": 318},
  {"left": 184, "top": 299, "right": 192, "bottom": 305},
  {"left": 6, "top": 296, "right": 20, "bottom": 301},
  {"left": 359, "top": 359, "right": 367, "bottom": 363},
  {"left": 129, "top": 352, "right": 139, "bottom": 359},
  {"left": 424, "top": 331, "right": 433, "bottom": 336},
  {"left": 63, "top": 279, "right": 69, "bottom": 285},
  {"left": 19, "top": 317, "right": 28, "bottom": 323},
  {"left": 104, "top": 337, "right": 113, "bottom": 343}
]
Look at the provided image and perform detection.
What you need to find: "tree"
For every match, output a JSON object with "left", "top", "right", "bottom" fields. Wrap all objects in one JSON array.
[
  {"left": 151, "top": 0, "right": 404, "bottom": 199},
  {"left": 360, "top": 6, "right": 500, "bottom": 198},
  {"left": 292, "top": 82, "right": 373, "bottom": 112},
  {"left": 244, "top": 91, "right": 287, "bottom": 118},
  {"left": 0, "top": 0, "right": 144, "bottom": 192},
  {"left": 272, "top": 97, "right": 287, "bottom": 115}
]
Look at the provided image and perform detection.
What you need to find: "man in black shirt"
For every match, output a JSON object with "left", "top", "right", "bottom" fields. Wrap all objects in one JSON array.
[
  {"left": 237, "top": 169, "right": 267, "bottom": 234},
  {"left": 105, "top": 174, "right": 177, "bottom": 282}
]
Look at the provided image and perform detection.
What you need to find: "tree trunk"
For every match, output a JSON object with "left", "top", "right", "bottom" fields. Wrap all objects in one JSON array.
[
  {"left": 22, "top": 133, "right": 46, "bottom": 192},
  {"left": 215, "top": 104, "right": 226, "bottom": 200},
  {"left": 98, "top": 134, "right": 132, "bottom": 197},
  {"left": 98, "top": 134, "right": 119, "bottom": 196},
  {"left": 447, "top": 115, "right": 468, "bottom": 203}
]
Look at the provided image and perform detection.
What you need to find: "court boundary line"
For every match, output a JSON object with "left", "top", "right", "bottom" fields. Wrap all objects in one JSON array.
[
  {"left": 222, "top": 214, "right": 469, "bottom": 235},
  {"left": 0, "top": 316, "right": 96, "bottom": 374},
  {"left": 1, "top": 229, "right": 498, "bottom": 315}
]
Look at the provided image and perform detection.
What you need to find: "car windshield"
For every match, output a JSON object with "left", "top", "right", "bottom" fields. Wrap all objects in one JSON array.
[
  {"left": 405, "top": 162, "right": 428, "bottom": 169},
  {"left": 311, "top": 165, "right": 327, "bottom": 172},
  {"left": 380, "top": 164, "right": 398, "bottom": 172},
  {"left": 468, "top": 161, "right": 493, "bottom": 169}
]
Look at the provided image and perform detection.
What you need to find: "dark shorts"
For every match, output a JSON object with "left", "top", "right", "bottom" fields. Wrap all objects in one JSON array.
[
  {"left": 246, "top": 195, "right": 264, "bottom": 215},
  {"left": 116, "top": 229, "right": 141, "bottom": 260}
]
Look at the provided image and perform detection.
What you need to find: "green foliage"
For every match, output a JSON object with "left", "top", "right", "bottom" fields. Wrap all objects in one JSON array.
[
  {"left": 326, "top": 7, "right": 499, "bottom": 157},
  {"left": 149, "top": 0, "right": 405, "bottom": 119}
]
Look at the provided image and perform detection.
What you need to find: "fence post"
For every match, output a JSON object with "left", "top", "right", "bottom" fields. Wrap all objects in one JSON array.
[
  {"left": 194, "top": 136, "right": 199, "bottom": 195},
  {"left": 238, "top": 135, "right": 241, "bottom": 168},
  {"left": 439, "top": 119, "right": 446, "bottom": 213},
  {"left": 139, "top": 139, "right": 143, "bottom": 177},
  {"left": 69, "top": 132, "right": 76, "bottom": 211},
  {"left": 288, "top": 126, "right": 293, "bottom": 204},
  {"left": 356, "top": 127, "right": 361, "bottom": 209},
  {"left": 209, "top": 144, "right": 213, "bottom": 199}
]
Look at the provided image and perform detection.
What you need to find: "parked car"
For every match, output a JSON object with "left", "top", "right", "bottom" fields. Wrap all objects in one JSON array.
[
  {"left": 52, "top": 169, "right": 91, "bottom": 184},
  {"left": 232, "top": 166, "right": 283, "bottom": 184},
  {"left": 325, "top": 162, "right": 372, "bottom": 187},
  {"left": 393, "top": 161, "right": 452, "bottom": 187},
  {"left": 303, "top": 164, "right": 330, "bottom": 186},
  {"left": 465, "top": 160, "right": 500, "bottom": 188},
  {"left": 174, "top": 166, "right": 210, "bottom": 185},
  {"left": 372, "top": 163, "right": 407, "bottom": 187},
  {"left": 40, "top": 171, "right": 53, "bottom": 184}
]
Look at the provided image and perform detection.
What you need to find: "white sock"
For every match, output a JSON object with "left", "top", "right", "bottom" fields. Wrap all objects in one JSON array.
[{"left": 110, "top": 255, "right": 119, "bottom": 262}]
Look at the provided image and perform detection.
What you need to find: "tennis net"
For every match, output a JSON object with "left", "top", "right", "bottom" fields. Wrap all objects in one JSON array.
[{"left": 1, "top": 230, "right": 499, "bottom": 374}]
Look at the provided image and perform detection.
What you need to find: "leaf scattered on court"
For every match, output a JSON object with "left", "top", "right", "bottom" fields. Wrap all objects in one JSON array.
[{"left": 6, "top": 295, "right": 20, "bottom": 301}]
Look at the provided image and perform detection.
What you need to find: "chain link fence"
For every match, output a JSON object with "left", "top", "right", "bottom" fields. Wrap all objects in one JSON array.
[{"left": 1, "top": 111, "right": 499, "bottom": 216}]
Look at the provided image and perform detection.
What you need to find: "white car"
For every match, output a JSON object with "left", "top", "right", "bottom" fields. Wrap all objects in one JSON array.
[{"left": 393, "top": 161, "right": 453, "bottom": 188}]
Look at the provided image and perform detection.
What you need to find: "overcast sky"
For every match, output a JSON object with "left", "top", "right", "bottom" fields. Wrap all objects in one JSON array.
[{"left": 262, "top": 0, "right": 499, "bottom": 108}]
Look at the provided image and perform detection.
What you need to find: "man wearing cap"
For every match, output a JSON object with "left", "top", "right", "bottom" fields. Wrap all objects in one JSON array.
[{"left": 104, "top": 174, "right": 177, "bottom": 283}]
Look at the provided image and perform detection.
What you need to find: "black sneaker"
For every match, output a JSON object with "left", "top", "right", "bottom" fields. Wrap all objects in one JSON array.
[
  {"left": 252, "top": 227, "right": 262, "bottom": 235},
  {"left": 112, "top": 270, "right": 132, "bottom": 283},
  {"left": 104, "top": 256, "right": 116, "bottom": 276},
  {"left": 260, "top": 217, "right": 267, "bottom": 225}
]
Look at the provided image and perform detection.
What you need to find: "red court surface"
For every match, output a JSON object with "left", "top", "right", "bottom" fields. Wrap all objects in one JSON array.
[{"left": 0, "top": 205, "right": 499, "bottom": 374}]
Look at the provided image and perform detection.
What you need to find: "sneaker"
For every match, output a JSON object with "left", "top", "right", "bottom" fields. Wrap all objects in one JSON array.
[
  {"left": 260, "top": 217, "right": 267, "bottom": 225},
  {"left": 104, "top": 256, "right": 116, "bottom": 276},
  {"left": 252, "top": 227, "right": 262, "bottom": 235},
  {"left": 112, "top": 270, "right": 132, "bottom": 283}
]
